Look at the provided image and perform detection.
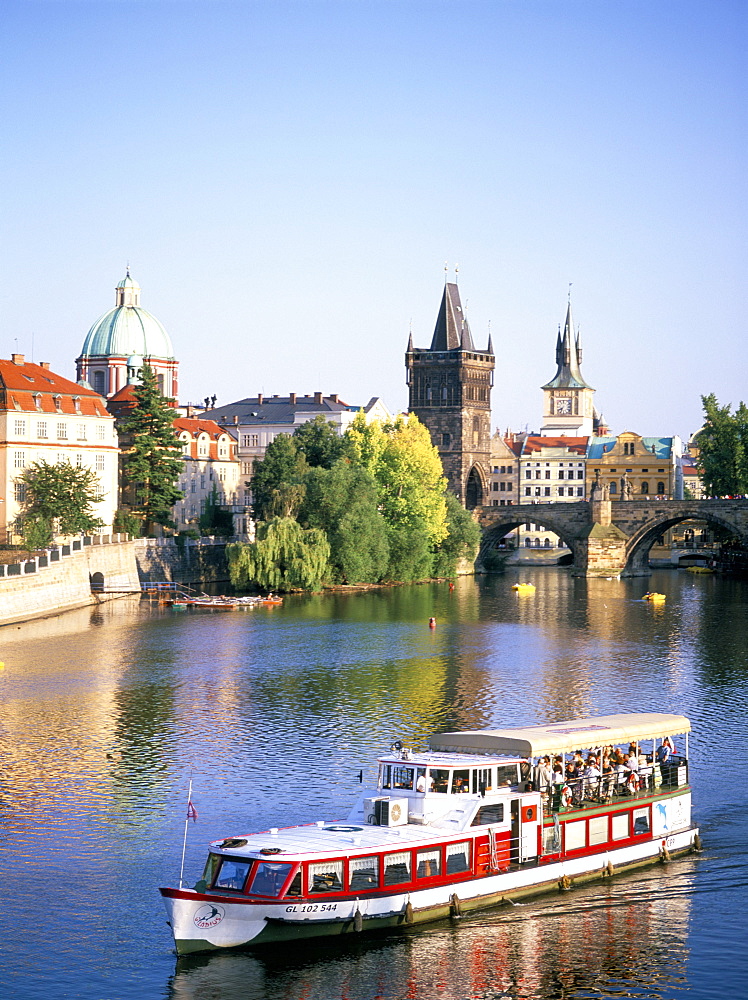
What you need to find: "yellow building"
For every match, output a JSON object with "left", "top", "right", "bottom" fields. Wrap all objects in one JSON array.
[{"left": 586, "top": 431, "right": 684, "bottom": 501}]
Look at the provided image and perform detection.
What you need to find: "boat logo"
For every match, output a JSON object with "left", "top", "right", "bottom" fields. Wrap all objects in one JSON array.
[{"left": 194, "top": 903, "right": 225, "bottom": 928}]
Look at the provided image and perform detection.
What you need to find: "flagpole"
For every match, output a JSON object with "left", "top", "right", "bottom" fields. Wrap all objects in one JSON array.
[{"left": 179, "top": 772, "right": 193, "bottom": 889}]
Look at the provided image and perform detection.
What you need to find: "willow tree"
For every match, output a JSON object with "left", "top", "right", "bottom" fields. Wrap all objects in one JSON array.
[{"left": 227, "top": 517, "right": 330, "bottom": 591}]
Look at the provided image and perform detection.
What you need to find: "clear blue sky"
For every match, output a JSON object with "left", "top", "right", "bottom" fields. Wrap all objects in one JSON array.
[{"left": 1, "top": 0, "right": 745, "bottom": 440}]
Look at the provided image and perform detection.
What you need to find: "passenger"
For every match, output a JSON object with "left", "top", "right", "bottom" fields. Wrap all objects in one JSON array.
[
  {"left": 536, "top": 755, "right": 552, "bottom": 794},
  {"left": 601, "top": 760, "right": 614, "bottom": 798},
  {"left": 416, "top": 773, "right": 427, "bottom": 793},
  {"left": 656, "top": 737, "right": 674, "bottom": 764},
  {"left": 583, "top": 759, "right": 601, "bottom": 800}
]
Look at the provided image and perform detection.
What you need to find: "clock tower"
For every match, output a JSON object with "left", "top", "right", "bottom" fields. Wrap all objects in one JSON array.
[{"left": 540, "top": 302, "right": 595, "bottom": 436}]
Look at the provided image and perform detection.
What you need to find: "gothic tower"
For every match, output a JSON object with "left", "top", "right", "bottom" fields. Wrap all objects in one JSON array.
[
  {"left": 405, "top": 281, "right": 494, "bottom": 508},
  {"left": 540, "top": 302, "right": 595, "bottom": 436}
]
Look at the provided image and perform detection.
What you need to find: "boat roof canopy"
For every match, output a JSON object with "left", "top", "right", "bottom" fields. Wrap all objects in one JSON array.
[{"left": 429, "top": 713, "right": 691, "bottom": 758}]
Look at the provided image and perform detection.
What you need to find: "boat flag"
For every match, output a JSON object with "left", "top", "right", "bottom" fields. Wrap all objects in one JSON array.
[{"left": 187, "top": 800, "right": 198, "bottom": 822}]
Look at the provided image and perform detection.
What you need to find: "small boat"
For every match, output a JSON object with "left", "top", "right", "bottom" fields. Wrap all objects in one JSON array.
[
  {"left": 643, "top": 592, "right": 666, "bottom": 602},
  {"left": 160, "top": 712, "right": 699, "bottom": 955},
  {"left": 167, "top": 595, "right": 264, "bottom": 610},
  {"left": 257, "top": 595, "right": 283, "bottom": 605},
  {"left": 512, "top": 583, "right": 536, "bottom": 593},
  {"left": 686, "top": 566, "right": 714, "bottom": 574}
]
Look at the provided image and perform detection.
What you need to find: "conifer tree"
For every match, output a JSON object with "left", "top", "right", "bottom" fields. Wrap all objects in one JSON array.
[{"left": 118, "top": 366, "right": 184, "bottom": 533}]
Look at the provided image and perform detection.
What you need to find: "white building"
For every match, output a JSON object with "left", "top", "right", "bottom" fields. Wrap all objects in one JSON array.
[
  {"left": 173, "top": 417, "right": 244, "bottom": 533},
  {"left": 0, "top": 355, "right": 119, "bottom": 543}
]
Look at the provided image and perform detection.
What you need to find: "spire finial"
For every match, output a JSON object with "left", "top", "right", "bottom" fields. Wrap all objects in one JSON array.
[
  {"left": 444, "top": 261, "right": 448, "bottom": 284},
  {"left": 126, "top": 261, "right": 131, "bottom": 278},
  {"left": 454, "top": 263, "right": 459, "bottom": 282},
  {"left": 568, "top": 281, "right": 572, "bottom": 303}
]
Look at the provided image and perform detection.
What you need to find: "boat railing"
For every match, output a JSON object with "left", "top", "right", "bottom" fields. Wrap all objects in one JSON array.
[{"left": 541, "top": 759, "right": 689, "bottom": 816}]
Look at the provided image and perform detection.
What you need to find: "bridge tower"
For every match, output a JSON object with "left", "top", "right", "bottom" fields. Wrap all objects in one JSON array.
[
  {"left": 540, "top": 302, "right": 595, "bottom": 437},
  {"left": 405, "top": 281, "right": 494, "bottom": 508}
]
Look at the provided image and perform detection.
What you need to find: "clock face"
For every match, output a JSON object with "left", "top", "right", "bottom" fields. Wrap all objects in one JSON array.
[{"left": 556, "top": 396, "right": 571, "bottom": 414}]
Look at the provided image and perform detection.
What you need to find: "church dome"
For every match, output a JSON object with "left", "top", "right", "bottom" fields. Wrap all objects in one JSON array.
[{"left": 80, "top": 270, "right": 175, "bottom": 360}]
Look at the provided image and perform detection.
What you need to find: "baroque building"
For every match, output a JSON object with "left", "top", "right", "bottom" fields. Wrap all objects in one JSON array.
[
  {"left": 76, "top": 270, "right": 178, "bottom": 399},
  {"left": 405, "top": 282, "right": 494, "bottom": 508}
]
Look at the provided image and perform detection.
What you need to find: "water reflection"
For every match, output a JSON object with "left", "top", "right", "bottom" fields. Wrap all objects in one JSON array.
[{"left": 167, "top": 862, "right": 695, "bottom": 1000}]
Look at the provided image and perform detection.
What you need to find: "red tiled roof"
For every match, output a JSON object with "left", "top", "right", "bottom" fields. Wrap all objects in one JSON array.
[
  {"left": 173, "top": 417, "right": 231, "bottom": 440},
  {"left": 0, "top": 358, "right": 110, "bottom": 416},
  {"left": 521, "top": 435, "right": 588, "bottom": 456}
]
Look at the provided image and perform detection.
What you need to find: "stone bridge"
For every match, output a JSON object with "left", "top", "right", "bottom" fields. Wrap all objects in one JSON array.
[{"left": 476, "top": 499, "right": 748, "bottom": 577}]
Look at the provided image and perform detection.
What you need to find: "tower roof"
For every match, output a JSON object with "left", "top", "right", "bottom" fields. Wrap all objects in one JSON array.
[
  {"left": 430, "top": 282, "right": 475, "bottom": 351},
  {"left": 79, "top": 271, "right": 175, "bottom": 361},
  {"left": 541, "top": 302, "right": 593, "bottom": 390}
]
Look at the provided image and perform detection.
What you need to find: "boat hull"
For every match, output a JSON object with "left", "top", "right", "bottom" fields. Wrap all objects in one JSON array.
[{"left": 161, "top": 824, "right": 699, "bottom": 955}]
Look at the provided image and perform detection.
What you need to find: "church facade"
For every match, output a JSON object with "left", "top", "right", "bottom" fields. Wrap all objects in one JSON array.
[{"left": 405, "top": 282, "right": 494, "bottom": 508}]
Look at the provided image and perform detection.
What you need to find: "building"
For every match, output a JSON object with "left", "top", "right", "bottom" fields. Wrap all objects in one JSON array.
[
  {"left": 76, "top": 270, "right": 178, "bottom": 399},
  {"left": 0, "top": 355, "right": 119, "bottom": 542},
  {"left": 488, "top": 433, "right": 520, "bottom": 507},
  {"left": 406, "top": 281, "right": 494, "bottom": 508},
  {"left": 516, "top": 435, "right": 588, "bottom": 552},
  {"left": 202, "top": 393, "right": 391, "bottom": 499},
  {"left": 540, "top": 303, "right": 595, "bottom": 437},
  {"left": 173, "top": 417, "right": 243, "bottom": 533},
  {"left": 586, "top": 432, "right": 684, "bottom": 501}
]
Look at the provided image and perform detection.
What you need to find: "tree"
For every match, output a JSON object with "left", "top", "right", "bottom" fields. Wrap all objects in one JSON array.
[
  {"left": 199, "top": 484, "right": 235, "bottom": 537},
  {"left": 118, "top": 366, "right": 184, "bottom": 532},
  {"left": 17, "top": 460, "right": 104, "bottom": 547},
  {"left": 698, "top": 394, "right": 747, "bottom": 497},
  {"left": 432, "top": 492, "right": 481, "bottom": 578},
  {"left": 293, "top": 415, "right": 345, "bottom": 469},
  {"left": 250, "top": 434, "right": 308, "bottom": 521},
  {"left": 226, "top": 517, "right": 330, "bottom": 591},
  {"left": 300, "top": 459, "right": 389, "bottom": 583}
]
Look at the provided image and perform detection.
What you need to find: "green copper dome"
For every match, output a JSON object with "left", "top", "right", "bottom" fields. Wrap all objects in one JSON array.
[{"left": 80, "top": 271, "right": 175, "bottom": 360}]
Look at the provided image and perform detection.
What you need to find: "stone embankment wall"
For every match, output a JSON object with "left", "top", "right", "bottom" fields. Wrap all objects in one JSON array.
[
  {"left": 0, "top": 536, "right": 140, "bottom": 626},
  {"left": 134, "top": 537, "right": 230, "bottom": 584}
]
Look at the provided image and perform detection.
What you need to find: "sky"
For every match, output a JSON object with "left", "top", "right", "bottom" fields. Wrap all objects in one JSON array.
[{"left": 1, "top": 0, "right": 745, "bottom": 442}]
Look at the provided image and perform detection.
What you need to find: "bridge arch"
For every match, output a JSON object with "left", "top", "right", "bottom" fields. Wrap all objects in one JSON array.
[
  {"left": 476, "top": 508, "right": 583, "bottom": 570},
  {"left": 623, "top": 506, "right": 748, "bottom": 574}
]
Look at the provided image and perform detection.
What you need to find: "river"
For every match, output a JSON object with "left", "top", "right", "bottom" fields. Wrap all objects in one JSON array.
[{"left": 0, "top": 568, "right": 745, "bottom": 1000}]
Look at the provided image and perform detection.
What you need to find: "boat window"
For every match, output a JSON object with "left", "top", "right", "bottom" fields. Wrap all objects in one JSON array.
[
  {"left": 564, "top": 819, "right": 586, "bottom": 851},
  {"left": 472, "top": 767, "right": 493, "bottom": 795},
  {"left": 214, "top": 858, "right": 253, "bottom": 892},
  {"left": 446, "top": 841, "right": 471, "bottom": 874},
  {"left": 308, "top": 860, "right": 343, "bottom": 894},
  {"left": 451, "top": 770, "right": 470, "bottom": 794},
  {"left": 383, "top": 851, "right": 412, "bottom": 886},
  {"left": 285, "top": 870, "right": 302, "bottom": 897},
  {"left": 633, "top": 807, "right": 650, "bottom": 836},
  {"left": 248, "top": 862, "right": 294, "bottom": 897},
  {"left": 349, "top": 856, "right": 379, "bottom": 891},
  {"left": 416, "top": 849, "right": 441, "bottom": 878},
  {"left": 496, "top": 764, "right": 518, "bottom": 787},
  {"left": 391, "top": 766, "right": 414, "bottom": 790},
  {"left": 430, "top": 768, "right": 450, "bottom": 793},
  {"left": 381, "top": 764, "right": 392, "bottom": 789},
  {"left": 201, "top": 853, "right": 221, "bottom": 886},
  {"left": 471, "top": 802, "right": 505, "bottom": 826},
  {"left": 611, "top": 813, "right": 629, "bottom": 840},
  {"left": 589, "top": 815, "right": 608, "bottom": 845}
]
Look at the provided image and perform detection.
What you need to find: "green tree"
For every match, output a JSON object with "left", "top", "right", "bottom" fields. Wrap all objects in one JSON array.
[
  {"left": 227, "top": 517, "right": 330, "bottom": 591},
  {"left": 384, "top": 522, "right": 434, "bottom": 582},
  {"left": 432, "top": 492, "right": 481, "bottom": 578},
  {"left": 250, "top": 434, "right": 308, "bottom": 521},
  {"left": 119, "top": 366, "right": 184, "bottom": 533},
  {"left": 698, "top": 394, "right": 747, "bottom": 497},
  {"left": 293, "top": 415, "right": 345, "bottom": 468},
  {"left": 17, "top": 460, "right": 104, "bottom": 547},
  {"left": 300, "top": 459, "right": 389, "bottom": 582}
]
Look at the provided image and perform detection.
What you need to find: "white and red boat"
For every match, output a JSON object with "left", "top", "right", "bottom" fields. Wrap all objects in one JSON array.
[{"left": 160, "top": 712, "right": 700, "bottom": 955}]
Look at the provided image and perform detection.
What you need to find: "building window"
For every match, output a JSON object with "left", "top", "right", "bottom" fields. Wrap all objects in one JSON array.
[
  {"left": 524, "top": 538, "right": 532, "bottom": 547},
  {"left": 77, "top": 423, "right": 86, "bottom": 440},
  {"left": 535, "top": 471, "right": 541, "bottom": 479},
  {"left": 95, "top": 455, "right": 105, "bottom": 471},
  {"left": 558, "top": 487, "right": 565, "bottom": 497},
  {"left": 73, "top": 397, "right": 81, "bottom": 414},
  {"left": 507, "top": 482, "right": 512, "bottom": 491},
  {"left": 15, "top": 482, "right": 26, "bottom": 502},
  {"left": 500, "top": 482, "right": 506, "bottom": 492},
  {"left": 525, "top": 470, "right": 531, "bottom": 479},
  {"left": 577, "top": 487, "right": 584, "bottom": 496},
  {"left": 545, "top": 470, "right": 551, "bottom": 479},
  {"left": 14, "top": 419, "right": 26, "bottom": 436},
  {"left": 558, "top": 470, "right": 564, "bottom": 479},
  {"left": 609, "top": 482, "right": 617, "bottom": 494},
  {"left": 76, "top": 454, "right": 83, "bottom": 467},
  {"left": 441, "top": 433, "right": 451, "bottom": 448},
  {"left": 14, "top": 451, "right": 26, "bottom": 468},
  {"left": 544, "top": 487, "right": 550, "bottom": 496},
  {"left": 33, "top": 394, "right": 42, "bottom": 411},
  {"left": 525, "top": 486, "right": 531, "bottom": 497},
  {"left": 190, "top": 482, "right": 196, "bottom": 493},
  {"left": 657, "top": 481, "right": 665, "bottom": 495},
  {"left": 641, "top": 482, "right": 649, "bottom": 494},
  {"left": 492, "top": 482, "right": 499, "bottom": 491},
  {"left": 578, "top": 470, "right": 584, "bottom": 479},
  {"left": 57, "top": 422, "right": 67, "bottom": 439},
  {"left": 54, "top": 396, "right": 62, "bottom": 412},
  {"left": 97, "top": 424, "right": 106, "bottom": 440},
  {"left": 93, "top": 371, "right": 106, "bottom": 395},
  {"left": 241, "top": 462, "right": 253, "bottom": 474},
  {"left": 37, "top": 421, "right": 48, "bottom": 438},
  {"left": 534, "top": 487, "right": 541, "bottom": 496}
]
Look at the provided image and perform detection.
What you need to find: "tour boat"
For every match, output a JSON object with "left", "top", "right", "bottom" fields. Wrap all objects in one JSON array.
[{"left": 159, "top": 713, "right": 699, "bottom": 955}]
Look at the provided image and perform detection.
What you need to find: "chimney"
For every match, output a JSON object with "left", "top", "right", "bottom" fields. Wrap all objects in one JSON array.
[
  {"left": 289, "top": 392, "right": 296, "bottom": 405},
  {"left": 39, "top": 361, "right": 51, "bottom": 370},
  {"left": 186, "top": 404, "right": 195, "bottom": 418},
  {"left": 314, "top": 391, "right": 323, "bottom": 404},
  {"left": 11, "top": 353, "right": 24, "bottom": 365},
  {"left": 233, "top": 414, "right": 239, "bottom": 425},
  {"left": 329, "top": 393, "right": 338, "bottom": 403},
  {"left": 257, "top": 393, "right": 263, "bottom": 404}
]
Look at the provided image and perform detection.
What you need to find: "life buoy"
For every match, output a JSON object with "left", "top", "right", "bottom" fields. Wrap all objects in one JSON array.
[
  {"left": 561, "top": 785, "right": 573, "bottom": 808},
  {"left": 627, "top": 771, "right": 639, "bottom": 793}
]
